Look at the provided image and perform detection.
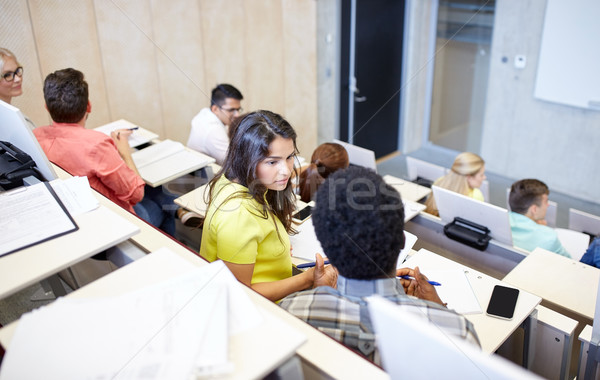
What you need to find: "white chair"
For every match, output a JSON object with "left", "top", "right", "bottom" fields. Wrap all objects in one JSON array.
[
  {"left": 405, "top": 156, "right": 446, "bottom": 183},
  {"left": 569, "top": 208, "right": 600, "bottom": 237},
  {"left": 332, "top": 139, "right": 377, "bottom": 172}
]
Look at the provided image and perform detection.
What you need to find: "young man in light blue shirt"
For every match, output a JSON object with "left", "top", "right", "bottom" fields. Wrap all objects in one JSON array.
[{"left": 508, "top": 179, "right": 570, "bottom": 257}]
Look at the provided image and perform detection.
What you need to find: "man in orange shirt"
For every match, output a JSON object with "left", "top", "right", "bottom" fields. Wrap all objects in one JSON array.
[{"left": 34, "top": 68, "right": 175, "bottom": 235}]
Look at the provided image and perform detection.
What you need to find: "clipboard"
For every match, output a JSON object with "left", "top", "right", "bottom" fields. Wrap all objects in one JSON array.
[{"left": 0, "top": 181, "right": 78, "bottom": 257}]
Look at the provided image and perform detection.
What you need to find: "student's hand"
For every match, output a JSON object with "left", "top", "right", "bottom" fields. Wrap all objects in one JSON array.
[
  {"left": 312, "top": 253, "right": 338, "bottom": 289},
  {"left": 396, "top": 267, "right": 415, "bottom": 292},
  {"left": 111, "top": 129, "right": 133, "bottom": 156},
  {"left": 405, "top": 266, "right": 445, "bottom": 306},
  {"left": 535, "top": 219, "right": 547, "bottom": 226}
]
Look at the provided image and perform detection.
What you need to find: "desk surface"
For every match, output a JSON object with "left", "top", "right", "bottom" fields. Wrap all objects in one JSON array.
[
  {"left": 503, "top": 247, "right": 599, "bottom": 321},
  {"left": 404, "top": 248, "right": 542, "bottom": 353},
  {"left": 0, "top": 205, "right": 139, "bottom": 299},
  {"left": 137, "top": 145, "right": 215, "bottom": 187},
  {"left": 382, "top": 174, "right": 431, "bottom": 203}
]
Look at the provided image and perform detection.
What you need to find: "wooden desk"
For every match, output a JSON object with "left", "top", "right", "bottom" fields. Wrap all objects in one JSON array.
[
  {"left": 0, "top": 205, "right": 139, "bottom": 299},
  {"left": 404, "top": 248, "right": 542, "bottom": 353},
  {"left": 174, "top": 183, "right": 210, "bottom": 216},
  {"left": 503, "top": 247, "right": 599, "bottom": 321},
  {"left": 383, "top": 174, "right": 431, "bottom": 202}
]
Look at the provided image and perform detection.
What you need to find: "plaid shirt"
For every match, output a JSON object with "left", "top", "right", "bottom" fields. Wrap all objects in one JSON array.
[{"left": 279, "top": 275, "right": 480, "bottom": 363}]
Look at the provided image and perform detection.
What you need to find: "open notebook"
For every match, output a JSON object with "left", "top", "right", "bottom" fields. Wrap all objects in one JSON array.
[
  {"left": 94, "top": 119, "right": 159, "bottom": 148},
  {"left": 132, "top": 139, "right": 215, "bottom": 187}
]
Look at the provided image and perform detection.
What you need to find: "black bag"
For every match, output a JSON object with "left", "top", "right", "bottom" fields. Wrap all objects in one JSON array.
[
  {"left": 443, "top": 216, "right": 492, "bottom": 251},
  {"left": 0, "top": 141, "right": 43, "bottom": 190}
]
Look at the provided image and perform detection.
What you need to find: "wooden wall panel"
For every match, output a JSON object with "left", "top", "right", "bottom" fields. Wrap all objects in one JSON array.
[
  {"left": 282, "top": 0, "right": 318, "bottom": 157},
  {"left": 93, "top": 0, "right": 164, "bottom": 135},
  {"left": 1, "top": 0, "right": 319, "bottom": 163},
  {"left": 198, "top": 0, "right": 246, "bottom": 102},
  {"left": 150, "top": 0, "right": 206, "bottom": 143},
  {"left": 28, "top": 0, "right": 110, "bottom": 128},
  {"left": 0, "top": 1, "right": 51, "bottom": 127},
  {"left": 242, "top": 0, "right": 285, "bottom": 114}
]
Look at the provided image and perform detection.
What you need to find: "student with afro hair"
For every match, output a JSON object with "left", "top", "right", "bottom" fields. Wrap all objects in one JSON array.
[{"left": 280, "top": 166, "right": 480, "bottom": 363}]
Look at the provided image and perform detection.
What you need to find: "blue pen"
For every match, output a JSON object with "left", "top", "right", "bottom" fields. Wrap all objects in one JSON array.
[
  {"left": 296, "top": 260, "right": 330, "bottom": 269},
  {"left": 398, "top": 275, "right": 441, "bottom": 286},
  {"left": 128, "top": 126, "right": 140, "bottom": 131}
]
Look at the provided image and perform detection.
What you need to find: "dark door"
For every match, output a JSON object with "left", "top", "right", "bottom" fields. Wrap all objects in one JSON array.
[{"left": 340, "top": 0, "right": 405, "bottom": 158}]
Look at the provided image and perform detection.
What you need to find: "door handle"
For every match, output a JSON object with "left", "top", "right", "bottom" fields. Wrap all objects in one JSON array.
[{"left": 354, "top": 96, "right": 367, "bottom": 102}]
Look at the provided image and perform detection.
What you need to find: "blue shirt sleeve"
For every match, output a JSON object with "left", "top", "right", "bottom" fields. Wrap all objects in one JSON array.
[{"left": 580, "top": 237, "right": 600, "bottom": 268}]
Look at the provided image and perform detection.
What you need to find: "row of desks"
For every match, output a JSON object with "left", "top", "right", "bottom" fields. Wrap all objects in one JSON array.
[{"left": 3, "top": 156, "right": 597, "bottom": 377}]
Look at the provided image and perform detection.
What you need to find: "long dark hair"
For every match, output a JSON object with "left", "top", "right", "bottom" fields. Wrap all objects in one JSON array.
[{"left": 208, "top": 110, "right": 299, "bottom": 233}]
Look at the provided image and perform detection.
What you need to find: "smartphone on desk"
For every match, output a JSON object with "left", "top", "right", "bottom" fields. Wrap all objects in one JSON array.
[
  {"left": 486, "top": 285, "right": 519, "bottom": 320},
  {"left": 292, "top": 205, "right": 313, "bottom": 224}
]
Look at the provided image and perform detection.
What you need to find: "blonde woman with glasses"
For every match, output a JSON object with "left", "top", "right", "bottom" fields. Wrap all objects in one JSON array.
[
  {"left": 424, "top": 152, "right": 486, "bottom": 216},
  {"left": 0, "top": 48, "right": 24, "bottom": 105}
]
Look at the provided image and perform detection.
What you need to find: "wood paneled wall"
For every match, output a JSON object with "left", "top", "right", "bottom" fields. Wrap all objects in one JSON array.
[{"left": 0, "top": 0, "right": 318, "bottom": 156}]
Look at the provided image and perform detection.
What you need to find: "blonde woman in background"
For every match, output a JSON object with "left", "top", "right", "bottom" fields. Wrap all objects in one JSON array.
[
  {"left": 1, "top": 48, "right": 36, "bottom": 130},
  {"left": 424, "top": 152, "right": 486, "bottom": 216},
  {"left": 0, "top": 48, "right": 24, "bottom": 105}
]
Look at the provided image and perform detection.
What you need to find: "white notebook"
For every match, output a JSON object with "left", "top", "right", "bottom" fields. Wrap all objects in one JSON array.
[
  {"left": 132, "top": 140, "right": 215, "bottom": 187},
  {"left": 94, "top": 119, "right": 158, "bottom": 148}
]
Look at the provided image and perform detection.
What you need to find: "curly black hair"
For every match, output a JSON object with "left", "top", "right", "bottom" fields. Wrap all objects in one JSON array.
[{"left": 312, "top": 166, "right": 405, "bottom": 279}]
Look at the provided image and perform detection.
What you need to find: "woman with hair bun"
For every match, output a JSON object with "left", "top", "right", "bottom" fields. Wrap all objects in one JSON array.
[
  {"left": 298, "top": 142, "right": 349, "bottom": 203},
  {"left": 424, "top": 152, "right": 486, "bottom": 216}
]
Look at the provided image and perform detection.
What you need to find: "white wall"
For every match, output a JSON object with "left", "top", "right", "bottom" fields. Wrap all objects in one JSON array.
[
  {"left": 402, "top": 0, "right": 600, "bottom": 204},
  {"left": 481, "top": 0, "right": 600, "bottom": 203}
]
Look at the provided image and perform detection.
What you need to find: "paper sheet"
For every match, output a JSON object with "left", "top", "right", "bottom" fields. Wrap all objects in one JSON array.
[
  {"left": 396, "top": 231, "right": 418, "bottom": 268},
  {"left": 50, "top": 177, "right": 99, "bottom": 216},
  {"left": 0, "top": 255, "right": 263, "bottom": 380},
  {"left": 95, "top": 119, "right": 158, "bottom": 148},
  {"left": 131, "top": 139, "right": 184, "bottom": 169},
  {"left": 290, "top": 218, "right": 326, "bottom": 261},
  {"left": 0, "top": 182, "right": 77, "bottom": 256},
  {"left": 403, "top": 255, "right": 482, "bottom": 315}
]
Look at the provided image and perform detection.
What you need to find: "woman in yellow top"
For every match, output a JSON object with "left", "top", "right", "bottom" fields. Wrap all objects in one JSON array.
[
  {"left": 424, "top": 152, "right": 486, "bottom": 216},
  {"left": 200, "top": 110, "right": 337, "bottom": 301}
]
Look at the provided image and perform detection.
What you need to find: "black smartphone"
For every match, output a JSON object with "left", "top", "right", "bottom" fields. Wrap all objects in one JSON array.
[
  {"left": 292, "top": 205, "right": 313, "bottom": 223},
  {"left": 486, "top": 285, "right": 519, "bottom": 320}
]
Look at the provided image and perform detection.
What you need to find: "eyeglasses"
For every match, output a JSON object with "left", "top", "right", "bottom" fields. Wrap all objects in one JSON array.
[
  {"left": 219, "top": 106, "right": 243, "bottom": 114},
  {"left": 2, "top": 67, "right": 23, "bottom": 82}
]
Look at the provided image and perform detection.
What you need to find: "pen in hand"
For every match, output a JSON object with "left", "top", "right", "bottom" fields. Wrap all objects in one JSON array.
[
  {"left": 397, "top": 275, "right": 441, "bottom": 286},
  {"left": 128, "top": 126, "right": 139, "bottom": 131},
  {"left": 296, "top": 260, "right": 330, "bottom": 269}
]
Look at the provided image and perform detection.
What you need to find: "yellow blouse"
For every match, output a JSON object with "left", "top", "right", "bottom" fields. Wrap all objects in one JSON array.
[
  {"left": 468, "top": 188, "right": 485, "bottom": 202},
  {"left": 199, "top": 176, "right": 292, "bottom": 284}
]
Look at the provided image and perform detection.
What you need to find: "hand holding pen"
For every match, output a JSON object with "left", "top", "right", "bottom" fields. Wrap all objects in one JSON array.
[
  {"left": 114, "top": 126, "right": 139, "bottom": 140},
  {"left": 397, "top": 266, "right": 446, "bottom": 306}
]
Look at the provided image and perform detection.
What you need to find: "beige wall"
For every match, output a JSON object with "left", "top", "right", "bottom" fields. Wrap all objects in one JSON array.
[{"left": 0, "top": 0, "right": 318, "bottom": 157}]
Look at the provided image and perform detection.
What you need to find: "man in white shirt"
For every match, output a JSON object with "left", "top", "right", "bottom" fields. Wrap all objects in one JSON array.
[{"left": 187, "top": 84, "right": 243, "bottom": 165}]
